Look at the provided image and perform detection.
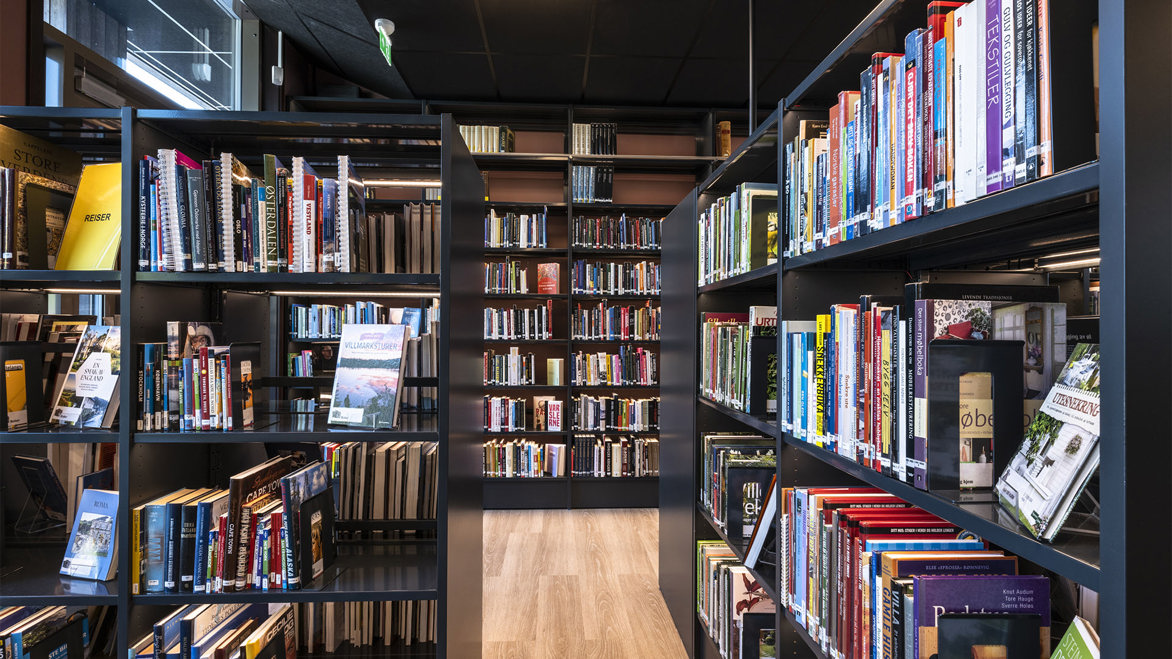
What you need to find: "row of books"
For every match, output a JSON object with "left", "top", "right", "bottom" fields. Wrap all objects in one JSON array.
[
  {"left": 132, "top": 600, "right": 436, "bottom": 659},
  {"left": 398, "top": 318, "right": 440, "bottom": 412},
  {"left": 129, "top": 456, "right": 332, "bottom": 594},
  {"left": 700, "top": 306, "right": 778, "bottom": 416},
  {"left": 571, "top": 214, "right": 661, "bottom": 251},
  {"left": 484, "top": 260, "right": 559, "bottom": 295},
  {"left": 361, "top": 206, "right": 443, "bottom": 275},
  {"left": 697, "top": 540, "right": 777, "bottom": 659},
  {"left": 288, "top": 350, "right": 314, "bottom": 377},
  {"left": 568, "top": 394, "right": 659, "bottom": 432},
  {"left": 458, "top": 124, "right": 516, "bottom": 153},
  {"left": 571, "top": 165, "right": 614, "bottom": 204},
  {"left": 482, "top": 395, "right": 564, "bottom": 433},
  {"left": 699, "top": 433, "right": 776, "bottom": 546},
  {"left": 288, "top": 302, "right": 420, "bottom": 340},
  {"left": 484, "top": 209, "right": 548, "bottom": 248},
  {"left": 483, "top": 303, "right": 554, "bottom": 340},
  {"left": 569, "top": 345, "right": 657, "bottom": 387},
  {"left": 483, "top": 348, "right": 539, "bottom": 386},
  {"left": 570, "top": 434, "right": 659, "bottom": 477},
  {"left": 140, "top": 152, "right": 357, "bottom": 273},
  {"left": 570, "top": 259, "right": 660, "bottom": 296},
  {"left": 329, "top": 440, "right": 439, "bottom": 525},
  {"left": 696, "top": 182, "right": 779, "bottom": 286},
  {"left": 778, "top": 485, "right": 1057, "bottom": 659},
  {"left": 0, "top": 606, "right": 111, "bottom": 659},
  {"left": 782, "top": 0, "right": 1057, "bottom": 258},
  {"left": 570, "top": 301, "right": 660, "bottom": 341},
  {"left": 138, "top": 342, "right": 256, "bottom": 432},
  {"left": 483, "top": 440, "right": 566, "bottom": 478},
  {"left": 571, "top": 122, "right": 618, "bottom": 156}
]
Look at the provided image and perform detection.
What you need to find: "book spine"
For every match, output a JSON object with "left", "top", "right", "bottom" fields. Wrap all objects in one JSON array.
[
  {"left": 984, "top": 0, "right": 1003, "bottom": 193},
  {"left": 199, "top": 347, "right": 211, "bottom": 431},
  {"left": 131, "top": 506, "right": 143, "bottom": 594},
  {"left": 912, "top": 299, "right": 930, "bottom": 489},
  {"left": 174, "top": 164, "right": 194, "bottom": 271},
  {"left": 163, "top": 502, "right": 182, "bottom": 593},
  {"left": 1000, "top": 0, "right": 1017, "bottom": 189},
  {"left": 235, "top": 504, "right": 253, "bottom": 591},
  {"left": 903, "top": 34, "right": 919, "bottom": 221},
  {"left": 1013, "top": 0, "right": 1027, "bottom": 185},
  {"left": 138, "top": 159, "right": 151, "bottom": 270},
  {"left": 1023, "top": 0, "right": 1039, "bottom": 181},
  {"left": 179, "top": 502, "right": 198, "bottom": 592},
  {"left": 193, "top": 500, "right": 209, "bottom": 593},
  {"left": 188, "top": 170, "right": 207, "bottom": 271},
  {"left": 933, "top": 31, "right": 948, "bottom": 211}
]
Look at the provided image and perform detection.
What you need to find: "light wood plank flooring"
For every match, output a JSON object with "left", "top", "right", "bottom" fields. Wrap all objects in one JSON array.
[{"left": 483, "top": 508, "right": 688, "bottom": 659}]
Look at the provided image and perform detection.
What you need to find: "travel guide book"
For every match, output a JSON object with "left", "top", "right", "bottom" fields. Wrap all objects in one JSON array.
[
  {"left": 60, "top": 488, "right": 119, "bottom": 580},
  {"left": 328, "top": 324, "right": 408, "bottom": 429},
  {"left": 50, "top": 325, "right": 121, "bottom": 428}
]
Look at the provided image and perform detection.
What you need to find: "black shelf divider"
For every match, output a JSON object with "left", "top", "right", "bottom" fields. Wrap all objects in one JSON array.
[
  {"left": 696, "top": 263, "right": 779, "bottom": 294},
  {"left": 696, "top": 396, "right": 780, "bottom": 439}
]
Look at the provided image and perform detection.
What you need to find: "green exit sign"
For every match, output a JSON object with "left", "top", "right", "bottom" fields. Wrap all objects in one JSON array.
[{"left": 378, "top": 30, "right": 392, "bottom": 67}]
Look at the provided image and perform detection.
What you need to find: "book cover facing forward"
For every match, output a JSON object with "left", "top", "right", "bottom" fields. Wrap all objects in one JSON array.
[
  {"left": 55, "top": 162, "right": 121, "bottom": 270},
  {"left": 61, "top": 488, "right": 119, "bottom": 580},
  {"left": 328, "top": 324, "right": 407, "bottom": 429}
]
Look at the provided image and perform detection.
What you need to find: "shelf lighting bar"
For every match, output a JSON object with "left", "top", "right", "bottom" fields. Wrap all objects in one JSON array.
[
  {"left": 364, "top": 179, "right": 442, "bottom": 188},
  {"left": 42, "top": 288, "right": 123, "bottom": 295},
  {"left": 269, "top": 290, "right": 439, "bottom": 298},
  {"left": 1039, "top": 257, "right": 1101, "bottom": 270}
]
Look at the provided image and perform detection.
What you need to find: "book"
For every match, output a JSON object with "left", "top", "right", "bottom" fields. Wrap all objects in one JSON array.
[
  {"left": 537, "top": 262, "right": 559, "bottom": 294},
  {"left": 298, "top": 489, "right": 336, "bottom": 584},
  {"left": 722, "top": 454, "right": 776, "bottom": 544},
  {"left": 11, "top": 455, "right": 69, "bottom": 523},
  {"left": 277, "top": 461, "right": 329, "bottom": 589},
  {"left": 54, "top": 163, "right": 121, "bottom": 270},
  {"left": 1052, "top": 616, "right": 1099, "bottom": 659},
  {"left": 914, "top": 574, "right": 1050, "bottom": 659},
  {"left": 9, "top": 171, "right": 77, "bottom": 270},
  {"left": 60, "top": 488, "right": 118, "bottom": 580},
  {"left": 49, "top": 325, "right": 120, "bottom": 428},
  {"left": 224, "top": 456, "right": 295, "bottom": 592},
  {"left": 995, "top": 343, "right": 1100, "bottom": 540},
  {"left": 4, "top": 357, "right": 28, "bottom": 430},
  {"left": 938, "top": 613, "right": 1042, "bottom": 659},
  {"left": 328, "top": 324, "right": 408, "bottom": 429}
]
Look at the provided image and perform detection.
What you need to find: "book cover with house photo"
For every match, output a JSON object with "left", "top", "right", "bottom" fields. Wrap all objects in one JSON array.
[
  {"left": 328, "top": 324, "right": 407, "bottom": 429},
  {"left": 996, "top": 343, "right": 1100, "bottom": 541},
  {"left": 50, "top": 325, "right": 120, "bottom": 428}
]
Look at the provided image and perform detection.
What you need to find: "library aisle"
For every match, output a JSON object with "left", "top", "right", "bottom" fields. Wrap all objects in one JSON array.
[{"left": 483, "top": 509, "right": 687, "bottom": 659}]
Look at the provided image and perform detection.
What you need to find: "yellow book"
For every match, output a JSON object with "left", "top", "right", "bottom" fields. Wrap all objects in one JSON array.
[
  {"left": 815, "top": 314, "right": 830, "bottom": 441},
  {"left": 55, "top": 162, "right": 122, "bottom": 270},
  {"left": 130, "top": 503, "right": 144, "bottom": 594},
  {"left": 5, "top": 359, "right": 27, "bottom": 430}
]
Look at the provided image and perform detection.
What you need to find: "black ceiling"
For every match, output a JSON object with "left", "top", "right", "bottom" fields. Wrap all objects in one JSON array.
[{"left": 243, "top": 0, "right": 878, "bottom": 108}]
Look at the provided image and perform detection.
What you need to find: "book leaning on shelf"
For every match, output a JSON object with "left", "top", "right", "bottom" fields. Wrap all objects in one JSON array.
[
  {"left": 49, "top": 325, "right": 120, "bottom": 429},
  {"left": 60, "top": 488, "right": 118, "bottom": 581},
  {"left": 140, "top": 151, "right": 440, "bottom": 274},
  {"left": 0, "top": 122, "right": 82, "bottom": 269},
  {"left": 0, "top": 606, "right": 101, "bottom": 659},
  {"left": 783, "top": 0, "right": 1058, "bottom": 258},
  {"left": 327, "top": 324, "right": 408, "bottom": 430}
]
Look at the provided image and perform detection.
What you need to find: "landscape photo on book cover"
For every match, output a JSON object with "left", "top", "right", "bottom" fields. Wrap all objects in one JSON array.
[
  {"left": 52, "top": 325, "right": 120, "bottom": 427},
  {"left": 328, "top": 325, "right": 406, "bottom": 428},
  {"left": 65, "top": 512, "right": 114, "bottom": 561}
]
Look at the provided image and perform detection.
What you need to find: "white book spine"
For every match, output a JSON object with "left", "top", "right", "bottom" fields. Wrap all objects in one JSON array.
[{"left": 219, "top": 153, "right": 236, "bottom": 271}]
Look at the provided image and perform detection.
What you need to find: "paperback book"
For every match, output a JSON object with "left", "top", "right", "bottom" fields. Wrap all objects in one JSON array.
[{"left": 328, "top": 324, "right": 408, "bottom": 429}]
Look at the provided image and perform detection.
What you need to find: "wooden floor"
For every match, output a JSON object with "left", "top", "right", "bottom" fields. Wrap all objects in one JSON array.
[{"left": 483, "top": 508, "right": 688, "bottom": 659}]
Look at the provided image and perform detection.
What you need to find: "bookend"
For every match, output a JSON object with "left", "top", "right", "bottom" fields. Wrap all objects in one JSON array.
[
  {"left": 14, "top": 488, "right": 66, "bottom": 534},
  {"left": 926, "top": 340, "right": 1024, "bottom": 502}
]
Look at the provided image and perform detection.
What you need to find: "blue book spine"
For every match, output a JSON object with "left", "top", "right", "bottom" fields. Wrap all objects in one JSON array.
[
  {"left": 844, "top": 119, "right": 857, "bottom": 240},
  {"left": 193, "top": 499, "right": 210, "bottom": 593},
  {"left": 163, "top": 501, "right": 183, "bottom": 593}
]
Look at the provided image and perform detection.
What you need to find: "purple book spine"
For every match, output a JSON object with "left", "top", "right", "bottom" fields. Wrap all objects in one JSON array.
[
  {"left": 984, "top": 0, "right": 1003, "bottom": 193},
  {"left": 912, "top": 299, "right": 931, "bottom": 489},
  {"left": 913, "top": 575, "right": 1051, "bottom": 659}
]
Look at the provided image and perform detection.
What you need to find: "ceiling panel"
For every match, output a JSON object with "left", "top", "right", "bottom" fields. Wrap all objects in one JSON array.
[
  {"left": 392, "top": 51, "right": 498, "bottom": 99},
  {"left": 666, "top": 57, "right": 747, "bottom": 106},
  {"left": 300, "top": 15, "right": 413, "bottom": 97},
  {"left": 289, "top": 0, "right": 375, "bottom": 42},
  {"left": 686, "top": 4, "right": 748, "bottom": 60},
  {"left": 492, "top": 54, "right": 585, "bottom": 101},
  {"left": 591, "top": 0, "right": 711, "bottom": 58},
  {"left": 758, "top": 59, "right": 820, "bottom": 107},
  {"left": 584, "top": 56, "right": 678, "bottom": 105},
  {"left": 478, "top": 0, "right": 594, "bottom": 55}
]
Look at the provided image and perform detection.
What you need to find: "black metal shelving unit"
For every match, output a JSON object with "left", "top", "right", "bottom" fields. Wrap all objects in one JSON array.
[
  {"left": 659, "top": 0, "right": 1163, "bottom": 655},
  {"left": 0, "top": 107, "right": 484, "bottom": 658}
]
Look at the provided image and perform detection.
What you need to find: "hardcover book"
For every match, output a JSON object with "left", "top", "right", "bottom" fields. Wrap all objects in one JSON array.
[
  {"left": 49, "top": 325, "right": 120, "bottom": 428},
  {"left": 278, "top": 461, "right": 329, "bottom": 589},
  {"left": 1052, "top": 616, "right": 1099, "bottom": 659},
  {"left": 328, "top": 324, "right": 408, "bottom": 429},
  {"left": 537, "top": 262, "right": 560, "bottom": 294},
  {"left": 54, "top": 163, "right": 122, "bottom": 270},
  {"left": 298, "top": 488, "right": 336, "bottom": 584},
  {"left": 60, "top": 488, "right": 118, "bottom": 580},
  {"left": 723, "top": 454, "right": 777, "bottom": 544},
  {"left": 995, "top": 343, "right": 1101, "bottom": 540},
  {"left": 938, "top": 613, "right": 1041, "bottom": 659},
  {"left": 914, "top": 574, "right": 1051, "bottom": 659}
]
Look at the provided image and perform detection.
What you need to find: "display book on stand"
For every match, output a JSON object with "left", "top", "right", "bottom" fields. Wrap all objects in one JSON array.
[{"left": 780, "top": 280, "right": 1101, "bottom": 543}]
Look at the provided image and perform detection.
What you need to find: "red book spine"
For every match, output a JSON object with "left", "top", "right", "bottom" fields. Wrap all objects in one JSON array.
[
  {"left": 286, "top": 183, "right": 296, "bottom": 272},
  {"left": 199, "top": 346, "right": 211, "bottom": 430},
  {"left": 904, "top": 59, "right": 918, "bottom": 221},
  {"left": 222, "top": 353, "right": 234, "bottom": 431},
  {"left": 271, "top": 510, "right": 282, "bottom": 588},
  {"left": 828, "top": 103, "right": 841, "bottom": 247},
  {"left": 315, "top": 182, "right": 324, "bottom": 272},
  {"left": 215, "top": 513, "right": 228, "bottom": 592}
]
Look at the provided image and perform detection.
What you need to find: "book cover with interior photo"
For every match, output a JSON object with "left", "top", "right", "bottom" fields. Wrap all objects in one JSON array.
[
  {"left": 328, "top": 324, "right": 407, "bottom": 429},
  {"left": 996, "top": 343, "right": 1101, "bottom": 540},
  {"left": 60, "top": 488, "right": 118, "bottom": 580},
  {"left": 50, "top": 325, "right": 121, "bottom": 428}
]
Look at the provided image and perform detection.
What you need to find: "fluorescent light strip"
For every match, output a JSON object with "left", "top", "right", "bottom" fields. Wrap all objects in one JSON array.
[
  {"left": 365, "top": 179, "right": 442, "bottom": 188},
  {"left": 43, "top": 288, "right": 123, "bottom": 295},
  {"left": 125, "top": 58, "right": 206, "bottom": 110},
  {"left": 1040, "top": 257, "right": 1101, "bottom": 270},
  {"left": 269, "top": 290, "right": 438, "bottom": 298},
  {"left": 1040, "top": 247, "right": 1100, "bottom": 260}
]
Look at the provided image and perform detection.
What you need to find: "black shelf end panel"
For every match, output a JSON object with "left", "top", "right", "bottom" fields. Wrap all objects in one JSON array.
[
  {"left": 130, "top": 541, "right": 438, "bottom": 604},
  {"left": 697, "top": 262, "right": 779, "bottom": 294},
  {"left": 570, "top": 476, "right": 659, "bottom": 508},
  {"left": 0, "top": 547, "right": 119, "bottom": 606},
  {"left": 782, "top": 163, "right": 1100, "bottom": 271},
  {"left": 782, "top": 434, "right": 1101, "bottom": 589},
  {"left": 483, "top": 478, "right": 570, "bottom": 510},
  {"left": 696, "top": 396, "right": 780, "bottom": 438},
  {"left": 0, "top": 270, "right": 121, "bottom": 289}
]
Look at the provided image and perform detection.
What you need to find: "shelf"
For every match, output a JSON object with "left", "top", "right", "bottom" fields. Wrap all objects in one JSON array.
[
  {"left": 482, "top": 338, "right": 565, "bottom": 344},
  {"left": 570, "top": 384, "right": 659, "bottom": 390},
  {"left": 571, "top": 153, "right": 723, "bottom": 173},
  {"left": 783, "top": 609, "right": 828, "bottom": 659},
  {"left": 135, "top": 272, "right": 441, "bottom": 293},
  {"left": 486, "top": 201, "right": 568, "bottom": 209},
  {"left": 572, "top": 202, "right": 676, "bottom": 212},
  {"left": 696, "top": 504, "right": 779, "bottom": 604},
  {"left": 0, "top": 270, "right": 121, "bottom": 289},
  {"left": 571, "top": 293, "right": 660, "bottom": 301},
  {"left": 0, "top": 427, "right": 120, "bottom": 444},
  {"left": 697, "top": 263, "right": 779, "bottom": 294},
  {"left": 782, "top": 163, "right": 1100, "bottom": 271},
  {"left": 782, "top": 434, "right": 1101, "bottom": 589},
  {"left": 696, "top": 396, "right": 779, "bottom": 438},
  {"left": 483, "top": 247, "right": 566, "bottom": 256},
  {"left": 483, "top": 293, "right": 567, "bottom": 300},
  {"left": 0, "top": 547, "right": 119, "bottom": 606},
  {"left": 131, "top": 541, "right": 437, "bottom": 604},
  {"left": 135, "top": 414, "right": 440, "bottom": 443},
  {"left": 570, "top": 248, "right": 661, "bottom": 257},
  {"left": 472, "top": 151, "right": 569, "bottom": 170},
  {"left": 571, "top": 339, "right": 660, "bottom": 345},
  {"left": 699, "top": 107, "right": 779, "bottom": 194}
]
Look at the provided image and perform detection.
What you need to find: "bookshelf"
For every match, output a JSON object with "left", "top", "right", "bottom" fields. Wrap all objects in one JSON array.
[
  {"left": 0, "top": 107, "right": 484, "bottom": 657},
  {"left": 658, "top": 0, "right": 1154, "bottom": 654}
]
